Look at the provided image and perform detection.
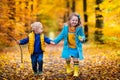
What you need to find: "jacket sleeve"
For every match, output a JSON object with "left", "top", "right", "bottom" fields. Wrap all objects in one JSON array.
[
  {"left": 79, "top": 27, "right": 86, "bottom": 42},
  {"left": 44, "top": 36, "right": 51, "bottom": 44},
  {"left": 20, "top": 37, "right": 29, "bottom": 45},
  {"left": 53, "top": 26, "right": 65, "bottom": 44}
]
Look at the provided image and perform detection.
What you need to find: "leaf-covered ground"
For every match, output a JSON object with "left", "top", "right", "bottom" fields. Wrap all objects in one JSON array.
[{"left": 0, "top": 42, "right": 120, "bottom": 80}]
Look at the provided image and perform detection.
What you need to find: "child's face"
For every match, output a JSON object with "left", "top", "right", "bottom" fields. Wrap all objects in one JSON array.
[
  {"left": 36, "top": 25, "right": 43, "bottom": 34},
  {"left": 34, "top": 25, "right": 43, "bottom": 34},
  {"left": 70, "top": 16, "right": 78, "bottom": 27}
]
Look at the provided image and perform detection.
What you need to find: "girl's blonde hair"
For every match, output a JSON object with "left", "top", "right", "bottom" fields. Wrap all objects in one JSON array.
[
  {"left": 31, "top": 22, "right": 42, "bottom": 31},
  {"left": 67, "top": 13, "right": 81, "bottom": 27}
]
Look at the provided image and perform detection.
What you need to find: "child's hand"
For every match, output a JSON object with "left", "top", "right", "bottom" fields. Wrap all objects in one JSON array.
[
  {"left": 50, "top": 41, "right": 55, "bottom": 45},
  {"left": 17, "top": 40, "right": 20, "bottom": 44},
  {"left": 78, "top": 36, "right": 83, "bottom": 42}
]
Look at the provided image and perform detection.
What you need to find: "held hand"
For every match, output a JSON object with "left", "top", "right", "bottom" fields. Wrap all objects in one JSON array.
[
  {"left": 50, "top": 41, "right": 55, "bottom": 45},
  {"left": 17, "top": 40, "right": 20, "bottom": 44}
]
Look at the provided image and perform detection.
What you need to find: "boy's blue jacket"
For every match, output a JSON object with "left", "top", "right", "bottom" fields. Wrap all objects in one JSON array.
[{"left": 53, "top": 25, "right": 85, "bottom": 60}]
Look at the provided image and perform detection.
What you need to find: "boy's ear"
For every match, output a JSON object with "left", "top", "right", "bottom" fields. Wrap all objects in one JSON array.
[{"left": 42, "top": 31, "right": 44, "bottom": 33}]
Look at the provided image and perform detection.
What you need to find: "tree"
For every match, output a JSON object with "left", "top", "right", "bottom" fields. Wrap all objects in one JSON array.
[
  {"left": 94, "top": 0, "right": 104, "bottom": 43},
  {"left": 72, "top": 0, "right": 76, "bottom": 12},
  {"left": 83, "top": 0, "right": 88, "bottom": 42},
  {"left": 63, "top": 0, "right": 70, "bottom": 22}
]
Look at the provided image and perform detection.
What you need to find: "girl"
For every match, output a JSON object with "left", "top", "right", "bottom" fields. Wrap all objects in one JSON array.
[{"left": 53, "top": 13, "right": 85, "bottom": 77}]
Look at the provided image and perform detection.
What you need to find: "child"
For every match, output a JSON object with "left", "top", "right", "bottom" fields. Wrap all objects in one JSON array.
[
  {"left": 18, "top": 22, "right": 55, "bottom": 75},
  {"left": 53, "top": 13, "right": 85, "bottom": 77}
]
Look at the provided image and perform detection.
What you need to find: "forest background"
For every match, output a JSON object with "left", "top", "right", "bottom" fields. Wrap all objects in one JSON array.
[{"left": 0, "top": 0, "right": 120, "bottom": 80}]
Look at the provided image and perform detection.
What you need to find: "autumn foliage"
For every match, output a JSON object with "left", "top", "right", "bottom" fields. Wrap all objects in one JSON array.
[
  {"left": 0, "top": 0, "right": 120, "bottom": 79},
  {"left": 0, "top": 43, "right": 120, "bottom": 80}
]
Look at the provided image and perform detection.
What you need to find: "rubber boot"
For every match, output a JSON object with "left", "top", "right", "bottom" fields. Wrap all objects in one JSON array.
[
  {"left": 73, "top": 63, "right": 79, "bottom": 76},
  {"left": 66, "top": 61, "right": 72, "bottom": 74}
]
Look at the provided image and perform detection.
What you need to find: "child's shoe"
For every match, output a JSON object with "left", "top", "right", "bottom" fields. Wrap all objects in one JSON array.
[
  {"left": 73, "top": 65, "right": 79, "bottom": 77},
  {"left": 37, "top": 71, "right": 43, "bottom": 75},
  {"left": 66, "top": 64, "right": 72, "bottom": 74},
  {"left": 34, "top": 72, "right": 38, "bottom": 76}
]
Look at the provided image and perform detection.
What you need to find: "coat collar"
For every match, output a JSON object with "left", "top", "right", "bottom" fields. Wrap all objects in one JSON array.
[{"left": 64, "top": 25, "right": 80, "bottom": 35}]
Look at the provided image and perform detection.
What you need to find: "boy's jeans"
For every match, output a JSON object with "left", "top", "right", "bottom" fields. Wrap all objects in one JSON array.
[{"left": 31, "top": 53, "right": 43, "bottom": 73}]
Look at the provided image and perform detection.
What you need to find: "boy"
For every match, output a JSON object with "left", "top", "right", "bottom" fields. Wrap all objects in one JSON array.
[{"left": 18, "top": 22, "right": 55, "bottom": 75}]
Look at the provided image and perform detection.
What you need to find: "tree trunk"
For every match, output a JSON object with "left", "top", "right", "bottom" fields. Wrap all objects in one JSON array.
[
  {"left": 64, "top": 0, "right": 70, "bottom": 22},
  {"left": 72, "top": 0, "right": 75, "bottom": 12},
  {"left": 95, "top": 0, "right": 104, "bottom": 43},
  {"left": 83, "top": 0, "right": 88, "bottom": 42}
]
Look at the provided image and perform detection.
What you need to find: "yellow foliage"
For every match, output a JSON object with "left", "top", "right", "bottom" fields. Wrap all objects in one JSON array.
[{"left": 103, "top": 24, "right": 120, "bottom": 38}]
